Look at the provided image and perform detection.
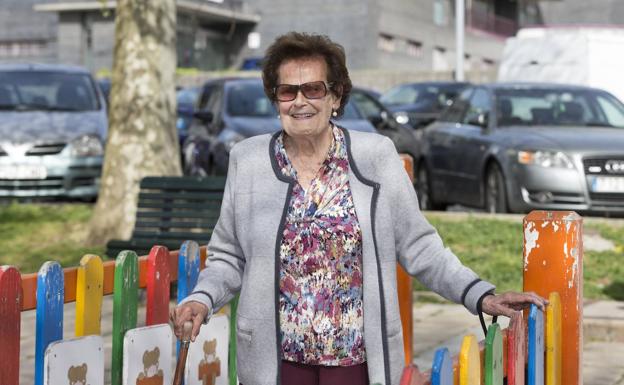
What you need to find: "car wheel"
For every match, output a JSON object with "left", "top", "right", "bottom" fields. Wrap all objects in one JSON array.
[
  {"left": 485, "top": 163, "right": 507, "bottom": 213},
  {"left": 417, "top": 163, "right": 447, "bottom": 211}
]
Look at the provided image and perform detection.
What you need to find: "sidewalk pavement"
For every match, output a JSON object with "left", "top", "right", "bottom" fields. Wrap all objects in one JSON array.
[{"left": 18, "top": 295, "right": 624, "bottom": 384}]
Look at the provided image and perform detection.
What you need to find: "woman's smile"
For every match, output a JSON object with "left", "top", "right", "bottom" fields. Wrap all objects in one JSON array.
[{"left": 291, "top": 112, "right": 316, "bottom": 119}]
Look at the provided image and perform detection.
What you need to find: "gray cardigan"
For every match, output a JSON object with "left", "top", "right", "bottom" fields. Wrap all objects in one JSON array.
[{"left": 182, "top": 127, "right": 495, "bottom": 385}]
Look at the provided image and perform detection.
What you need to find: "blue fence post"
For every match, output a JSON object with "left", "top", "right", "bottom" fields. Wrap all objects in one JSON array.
[
  {"left": 431, "top": 347, "right": 453, "bottom": 385},
  {"left": 528, "top": 304, "right": 545, "bottom": 385},
  {"left": 35, "top": 261, "right": 64, "bottom": 385},
  {"left": 177, "top": 240, "right": 200, "bottom": 302}
]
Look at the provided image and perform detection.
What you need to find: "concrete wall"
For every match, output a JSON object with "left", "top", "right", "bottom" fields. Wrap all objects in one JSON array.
[
  {"left": 0, "top": 0, "right": 58, "bottom": 63},
  {"left": 236, "top": 0, "right": 505, "bottom": 72},
  {"left": 370, "top": 0, "right": 504, "bottom": 71},
  {"left": 57, "top": 13, "right": 84, "bottom": 67},
  {"left": 241, "top": 0, "right": 377, "bottom": 70},
  {"left": 90, "top": 13, "right": 116, "bottom": 73},
  {"left": 539, "top": 0, "right": 624, "bottom": 25}
]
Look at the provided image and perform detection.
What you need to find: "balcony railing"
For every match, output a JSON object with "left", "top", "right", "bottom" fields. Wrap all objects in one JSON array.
[{"left": 468, "top": 7, "right": 518, "bottom": 37}]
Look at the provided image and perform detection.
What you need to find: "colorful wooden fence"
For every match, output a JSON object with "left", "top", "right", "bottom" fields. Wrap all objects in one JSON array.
[
  {"left": 399, "top": 210, "right": 582, "bottom": 385},
  {"left": 0, "top": 209, "right": 582, "bottom": 384}
]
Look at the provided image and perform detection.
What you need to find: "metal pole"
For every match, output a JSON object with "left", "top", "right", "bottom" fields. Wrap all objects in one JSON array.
[{"left": 455, "top": 0, "right": 465, "bottom": 81}]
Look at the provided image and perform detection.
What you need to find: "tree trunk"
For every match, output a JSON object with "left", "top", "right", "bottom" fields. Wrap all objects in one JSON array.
[{"left": 87, "top": 0, "right": 180, "bottom": 246}]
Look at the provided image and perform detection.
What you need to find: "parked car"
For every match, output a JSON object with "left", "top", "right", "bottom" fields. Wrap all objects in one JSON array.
[
  {"left": 417, "top": 83, "right": 624, "bottom": 214},
  {"left": 97, "top": 77, "right": 111, "bottom": 105},
  {"left": 176, "top": 86, "right": 201, "bottom": 146},
  {"left": 0, "top": 63, "right": 107, "bottom": 199},
  {"left": 182, "top": 77, "right": 377, "bottom": 176},
  {"left": 380, "top": 81, "right": 470, "bottom": 129},
  {"left": 348, "top": 87, "right": 420, "bottom": 163}
]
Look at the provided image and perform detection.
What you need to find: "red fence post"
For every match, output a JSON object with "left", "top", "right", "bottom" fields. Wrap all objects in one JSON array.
[
  {"left": 146, "top": 245, "right": 172, "bottom": 325},
  {"left": 523, "top": 211, "right": 582, "bottom": 385},
  {"left": 0, "top": 266, "right": 21, "bottom": 385}
]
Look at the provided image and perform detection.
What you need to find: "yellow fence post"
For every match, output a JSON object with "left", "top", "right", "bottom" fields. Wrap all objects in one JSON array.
[
  {"left": 75, "top": 254, "right": 104, "bottom": 336},
  {"left": 459, "top": 334, "right": 481, "bottom": 385},
  {"left": 523, "top": 211, "right": 582, "bottom": 385},
  {"left": 546, "top": 292, "right": 562, "bottom": 385}
]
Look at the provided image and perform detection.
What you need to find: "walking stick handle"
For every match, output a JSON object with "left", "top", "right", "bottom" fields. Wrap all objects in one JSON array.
[{"left": 173, "top": 321, "right": 193, "bottom": 385}]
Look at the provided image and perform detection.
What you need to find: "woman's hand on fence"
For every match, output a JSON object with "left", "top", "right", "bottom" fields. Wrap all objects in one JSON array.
[
  {"left": 170, "top": 301, "right": 209, "bottom": 342},
  {"left": 481, "top": 291, "right": 548, "bottom": 318}
]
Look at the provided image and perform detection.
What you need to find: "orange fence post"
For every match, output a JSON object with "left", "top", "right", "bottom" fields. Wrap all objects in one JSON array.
[
  {"left": 398, "top": 154, "right": 415, "bottom": 365},
  {"left": 523, "top": 211, "right": 582, "bottom": 385}
]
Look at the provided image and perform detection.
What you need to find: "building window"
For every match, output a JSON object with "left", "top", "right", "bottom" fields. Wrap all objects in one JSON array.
[
  {"left": 0, "top": 41, "right": 45, "bottom": 58},
  {"left": 464, "top": 54, "right": 472, "bottom": 71},
  {"left": 482, "top": 58, "right": 495, "bottom": 70},
  {"left": 433, "top": 0, "right": 448, "bottom": 26},
  {"left": 377, "top": 33, "right": 396, "bottom": 53},
  {"left": 433, "top": 46, "right": 449, "bottom": 71},
  {"left": 406, "top": 40, "right": 423, "bottom": 58}
]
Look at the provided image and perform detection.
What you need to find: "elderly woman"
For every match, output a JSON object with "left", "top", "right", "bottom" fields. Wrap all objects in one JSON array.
[{"left": 171, "top": 32, "right": 546, "bottom": 385}]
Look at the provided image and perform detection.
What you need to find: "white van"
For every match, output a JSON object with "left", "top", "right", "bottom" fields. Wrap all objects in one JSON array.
[{"left": 498, "top": 27, "right": 624, "bottom": 102}]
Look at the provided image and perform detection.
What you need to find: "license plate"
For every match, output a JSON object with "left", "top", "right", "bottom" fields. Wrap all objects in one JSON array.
[
  {"left": 0, "top": 165, "right": 47, "bottom": 180},
  {"left": 591, "top": 176, "right": 624, "bottom": 193}
]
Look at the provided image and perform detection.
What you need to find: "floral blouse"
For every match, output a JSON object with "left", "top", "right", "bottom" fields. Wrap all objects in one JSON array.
[{"left": 275, "top": 125, "right": 366, "bottom": 366}]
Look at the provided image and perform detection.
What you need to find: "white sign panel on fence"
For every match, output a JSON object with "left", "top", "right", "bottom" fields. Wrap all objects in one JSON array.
[
  {"left": 123, "top": 324, "right": 174, "bottom": 385},
  {"left": 185, "top": 313, "right": 230, "bottom": 385},
  {"left": 44, "top": 335, "right": 104, "bottom": 385}
]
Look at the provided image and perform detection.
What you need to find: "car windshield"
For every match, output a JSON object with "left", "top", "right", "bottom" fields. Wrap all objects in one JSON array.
[
  {"left": 350, "top": 91, "right": 384, "bottom": 118},
  {"left": 380, "top": 84, "right": 462, "bottom": 108},
  {"left": 339, "top": 100, "right": 362, "bottom": 120},
  {"left": 227, "top": 82, "right": 276, "bottom": 117},
  {"left": 0, "top": 71, "right": 100, "bottom": 111},
  {"left": 495, "top": 88, "right": 624, "bottom": 128}
]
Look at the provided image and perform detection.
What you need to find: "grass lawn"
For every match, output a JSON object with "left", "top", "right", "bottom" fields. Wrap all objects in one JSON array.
[
  {"left": 425, "top": 213, "right": 624, "bottom": 301},
  {"left": 1, "top": 203, "right": 622, "bottom": 300},
  {"left": 0, "top": 203, "right": 104, "bottom": 274}
]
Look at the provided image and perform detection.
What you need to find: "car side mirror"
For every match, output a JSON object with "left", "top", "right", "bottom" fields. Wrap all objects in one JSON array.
[
  {"left": 194, "top": 110, "right": 213, "bottom": 124},
  {"left": 467, "top": 112, "right": 488, "bottom": 128},
  {"left": 368, "top": 114, "right": 384, "bottom": 128}
]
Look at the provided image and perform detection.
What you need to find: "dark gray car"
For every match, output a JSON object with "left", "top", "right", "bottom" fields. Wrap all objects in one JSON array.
[
  {"left": 0, "top": 64, "right": 107, "bottom": 199},
  {"left": 182, "top": 78, "right": 377, "bottom": 176},
  {"left": 380, "top": 81, "right": 470, "bottom": 129},
  {"left": 417, "top": 83, "right": 624, "bottom": 214}
]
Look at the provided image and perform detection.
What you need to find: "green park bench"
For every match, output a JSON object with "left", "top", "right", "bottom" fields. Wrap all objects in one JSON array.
[{"left": 105, "top": 176, "right": 226, "bottom": 258}]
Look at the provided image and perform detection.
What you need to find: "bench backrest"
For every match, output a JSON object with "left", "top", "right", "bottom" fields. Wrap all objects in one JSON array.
[
  {"left": 135, "top": 176, "right": 225, "bottom": 236},
  {"left": 107, "top": 176, "right": 226, "bottom": 257}
]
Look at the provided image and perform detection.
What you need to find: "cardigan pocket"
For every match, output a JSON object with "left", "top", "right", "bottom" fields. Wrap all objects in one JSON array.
[
  {"left": 237, "top": 326, "right": 253, "bottom": 344},
  {"left": 236, "top": 315, "right": 277, "bottom": 384}
]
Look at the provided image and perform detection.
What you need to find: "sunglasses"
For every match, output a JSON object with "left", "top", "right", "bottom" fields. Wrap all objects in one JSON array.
[{"left": 274, "top": 81, "right": 334, "bottom": 102}]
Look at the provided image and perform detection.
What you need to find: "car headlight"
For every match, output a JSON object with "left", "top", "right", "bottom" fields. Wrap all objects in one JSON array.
[
  {"left": 69, "top": 135, "right": 104, "bottom": 157},
  {"left": 517, "top": 150, "right": 574, "bottom": 169},
  {"left": 394, "top": 112, "right": 410, "bottom": 125},
  {"left": 176, "top": 117, "right": 186, "bottom": 130}
]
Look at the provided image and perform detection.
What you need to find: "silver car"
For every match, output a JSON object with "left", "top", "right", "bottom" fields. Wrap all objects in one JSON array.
[
  {"left": 0, "top": 64, "right": 107, "bottom": 199},
  {"left": 417, "top": 83, "right": 624, "bottom": 214}
]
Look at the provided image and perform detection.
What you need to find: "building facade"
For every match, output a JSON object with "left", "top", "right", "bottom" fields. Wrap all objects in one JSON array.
[
  {"left": 0, "top": 0, "right": 58, "bottom": 63},
  {"left": 2, "top": 0, "right": 608, "bottom": 75}
]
